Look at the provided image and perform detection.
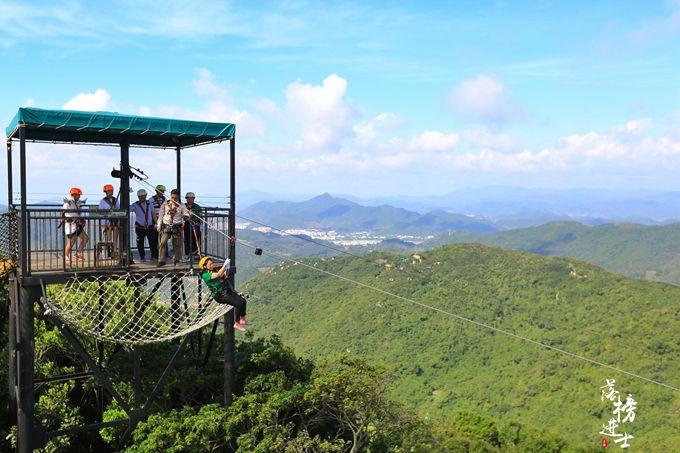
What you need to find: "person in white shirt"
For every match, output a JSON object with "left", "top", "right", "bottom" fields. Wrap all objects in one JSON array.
[
  {"left": 98, "top": 184, "right": 120, "bottom": 259},
  {"left": 130, "top": 189, "right": 158, "bottom": 261},
  {"left": 63, "top": 187, "right": 88, "bottom": 265}
]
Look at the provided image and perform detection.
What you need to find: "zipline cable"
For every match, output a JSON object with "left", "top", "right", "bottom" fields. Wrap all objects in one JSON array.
[
  {"left": 126, "top": 174, "right": 679, "bottom": 392},
  {"left": 233, "top": 236, "right": 679, "bottom": 393}
]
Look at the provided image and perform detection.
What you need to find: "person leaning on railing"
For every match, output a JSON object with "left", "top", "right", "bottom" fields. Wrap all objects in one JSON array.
[
  {"left": 131, "top": 189, "right": 158, "bottom": 261},
  {"left": 156, "top": 188, "right": 190, "bottom": 266},
  {"left": 63, "top": 187, "right": 88, "bottom": 265}
]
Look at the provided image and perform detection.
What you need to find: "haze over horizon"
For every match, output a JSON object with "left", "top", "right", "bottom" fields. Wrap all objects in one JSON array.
[{"left": 1, "top": 0, "right": 679, "bottom": 199}]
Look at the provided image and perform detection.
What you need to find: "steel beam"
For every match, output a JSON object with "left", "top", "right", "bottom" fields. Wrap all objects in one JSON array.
[{"left": 17, "top": 284, "right": 40, "bottom": 453}]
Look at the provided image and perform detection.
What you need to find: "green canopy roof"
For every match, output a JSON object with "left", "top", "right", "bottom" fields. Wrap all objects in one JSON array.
[{"left": 6, "top": 107, "right": 235, "bottom": 148}]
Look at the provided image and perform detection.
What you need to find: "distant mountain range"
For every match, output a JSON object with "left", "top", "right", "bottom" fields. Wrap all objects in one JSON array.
[
  {"left": 240, "top": 193, "right": 498, "bottom": 235},
  {"left": 238, "top": 187, "right": 679, "bottom": 226}
]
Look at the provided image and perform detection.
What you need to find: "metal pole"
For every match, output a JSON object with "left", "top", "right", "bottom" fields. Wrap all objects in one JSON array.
[
  {"left": 176, "top": 146, "right": 181, "bottom": 195},
  {"left": 120, "top": 143, "right": 131, "bottom": 265},
  {"left": 8, "top": 277, "right": 17, "bottom": 418},
  {"left": 17, "top": 284, "right": 39, "bottom": 453},
  {"left": 7, "top": 139, "right": 13, "bottom": 208},
  {"left": 224, "top": 137, "right": 236, "bottom": 407},
  {"left": 19, "top": 127, "right": 27, "bottom": 276}
]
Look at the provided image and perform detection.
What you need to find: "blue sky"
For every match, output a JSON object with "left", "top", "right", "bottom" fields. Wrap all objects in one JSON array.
[{"left": 1, "top": 0, "right": 679, "bottom": 200}]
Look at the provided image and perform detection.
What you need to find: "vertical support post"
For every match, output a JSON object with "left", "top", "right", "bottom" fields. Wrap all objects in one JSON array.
[
  {"left": 19, "top": 127, "right": 27, "bottom": 276},
  {"left": 176, "top": 146, "right": 181, "bottom": 195},
  {"left": 7, "top": 139, "right": 13, "bottom": 208},
  {"left": 8, "top": 277, "right": 17, "bottom": 417},
  {"left": 120, "top": 143, "right": 131, "bottom": 265},
  {"left": 224, "top": 137, "right": 236, "bottom": 407},
  {"left": 17, "top": 284, "right": 39, "bottom": 453}
]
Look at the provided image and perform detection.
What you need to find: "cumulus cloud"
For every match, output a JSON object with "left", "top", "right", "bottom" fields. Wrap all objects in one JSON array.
[
  {"left": 353, "top": 112, "right": 402, "bottom": 144},
  {"left": 448, "top": 75, "right": 520, "bottom": 124},
  {"left": 285, "top": 73, "right": 355, "bottom": 151},
  {"left": 62, "top": 88, "right": 111, "bottom": 111},
  {"left": 410, "top": 131, "right": 460, "bottom": 152},
  {"left": 463, "top": 126, "right": 518, "bottom": 153}
]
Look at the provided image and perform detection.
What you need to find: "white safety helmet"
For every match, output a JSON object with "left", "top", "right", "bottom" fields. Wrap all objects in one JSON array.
[
  {"left": 137, "top": 189, "right": 147, "bottom": 197},
  {"left": 185, "top": 192, "right": 196, "bottom": 199}
]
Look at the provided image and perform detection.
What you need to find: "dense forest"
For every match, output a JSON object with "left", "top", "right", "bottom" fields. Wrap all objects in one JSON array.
[
  {"left": 1, "top": 273, "right": 599, "bottom": 451},
  {"left": 243, "top": 243, "right": 680, "bottom": 451}
]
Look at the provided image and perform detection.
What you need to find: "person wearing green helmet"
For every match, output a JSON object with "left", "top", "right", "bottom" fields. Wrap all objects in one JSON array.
[
  {"left": 152, "top": 184, "right": 167, "bottom": 259},
  {"left": 183, "top": 191, "right": 202, "bottom": 260}
]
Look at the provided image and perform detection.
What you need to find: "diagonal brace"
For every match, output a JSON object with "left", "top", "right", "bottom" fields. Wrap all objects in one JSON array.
[{"left": 47, "top": 314, "right": 132, "bottom": 416}]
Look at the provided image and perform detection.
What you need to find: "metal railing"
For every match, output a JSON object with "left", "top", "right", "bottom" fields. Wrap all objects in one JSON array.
[
  {"left": 23, "top": 206, "right": 128, "bottom": 273},
  {"left": 4, "top": 205, "right": 232, "bottom": 275}
]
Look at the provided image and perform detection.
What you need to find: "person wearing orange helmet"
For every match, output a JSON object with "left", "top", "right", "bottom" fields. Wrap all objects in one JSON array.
[
  {"left": 98, "top": 184, "right": 120, "bottom": 259},
  {"left": 63, "top": 187, "right": 88, "bottom": 265}
]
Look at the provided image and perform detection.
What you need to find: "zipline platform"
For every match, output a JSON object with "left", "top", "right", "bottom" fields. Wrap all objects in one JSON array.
[{"left": 4, "top": 106, "right": 238, "bottom": 451}]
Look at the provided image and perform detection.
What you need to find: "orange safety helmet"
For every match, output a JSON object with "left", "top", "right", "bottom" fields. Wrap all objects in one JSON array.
[
  {"left": 70, "top": 187, "right": 83, "bottom": 196},
  {"left": 103, "top": 184, "right": 114, "bottom": 192}
]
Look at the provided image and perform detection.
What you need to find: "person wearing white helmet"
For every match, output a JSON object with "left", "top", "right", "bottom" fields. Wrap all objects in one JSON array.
[
  {"left": 183, "top": 191, "right": 202, "bottom": 260},
  {"left": 130, "top": 188, "right": 158, "bottom": 261}
]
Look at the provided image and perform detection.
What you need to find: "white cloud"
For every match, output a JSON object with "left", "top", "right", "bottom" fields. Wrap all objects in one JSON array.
[
  {"left": 463, "top": 126, "right": 518, "bottom": 153},
  {"left": 62, "top": 89, "right": 111, "bottom": 111},
  {"left": 448, "top": 75, "right": 520, "bottom": 124},
  {"left": 285, "top": 73, "right": 355, "bottom": 151},
  {"left": 353, "top": 112, "right": 402, "bottom": 144},
  {"left": 410, "top": 131, "right": 460, "bottom": 152}
]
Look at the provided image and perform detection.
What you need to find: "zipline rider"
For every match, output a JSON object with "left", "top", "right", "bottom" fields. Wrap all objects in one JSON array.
[
  {"left": 156, "top": 188, "right": 190, "bottom": 266},
  {"left": 198, "top": 256, "right": 250, "bottom": 332}
]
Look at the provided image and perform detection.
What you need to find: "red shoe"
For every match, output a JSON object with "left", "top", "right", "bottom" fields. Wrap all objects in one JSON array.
[
  {"left": 239, "top": 317, "right": 252, "bottom": 325},
  {"left": 234, "top": 322, "right": 246, "bottom": 332}
]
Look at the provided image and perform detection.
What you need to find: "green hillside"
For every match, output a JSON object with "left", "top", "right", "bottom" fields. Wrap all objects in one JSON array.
[
  {"left": 235, "top": 229, "right": 335, "bottom": 283},
  {"left": 243, "top": 243, "right": 680, "bottom": 451},
  {"left": 380, "top": 221, "right": 680, "bottom": 285}
]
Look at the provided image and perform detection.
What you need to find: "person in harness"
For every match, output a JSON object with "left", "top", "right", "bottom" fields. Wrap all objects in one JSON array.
[
  {"left": 183, "top": 192, "right": 202, "bottom": 260},
  {"left": 198, "top": 256, "right": 250, "bottom": 332},
  {"left": 156, "top": 188, "right": 190, "bottom": 266},
  {"left": 98, "top": 184, "right": 120, "bottom": 259},
  {"left": 152, "top": 184, "right": 168, "bottom": 259},
  {"left": 63, "top": 187, "right": 88, "bottom": 265},
  {"left": 131, "top": 189, "right": 158, "bottom": 261}
]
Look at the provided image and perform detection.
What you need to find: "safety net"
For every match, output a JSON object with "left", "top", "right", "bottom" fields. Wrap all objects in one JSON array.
[
  {"left": 42, "top": 271, "right": 232, "bottom": 344},
  {"left": 0, "top": 210, "right": 18, "bottom": 276}
]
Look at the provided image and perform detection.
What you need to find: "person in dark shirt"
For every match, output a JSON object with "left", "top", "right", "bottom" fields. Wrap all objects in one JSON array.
[
  {"left": 183, "top": 192, "right": 202, "bottom": 260},
  {"left": 198, "top": 256, "right": 250, "bottom": 332}
]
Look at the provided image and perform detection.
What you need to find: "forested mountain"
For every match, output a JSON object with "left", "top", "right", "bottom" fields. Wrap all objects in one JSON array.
[
  {"left": 243, "top": 243, "right": 680, "bottom": 451},
  {"left": 403, "top": 221, "right": 680, "bottom": 285},
  {"left": 240, "top": 194, "right": 498, "bottom": 234}
]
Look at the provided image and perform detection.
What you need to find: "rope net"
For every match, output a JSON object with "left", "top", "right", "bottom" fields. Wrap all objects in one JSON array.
[
  {"left": 0, "top": 210, "right": 19, "bottom": 276},
  {"left": 43, "top": 271, "right": 232, "bottom": 344}
]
